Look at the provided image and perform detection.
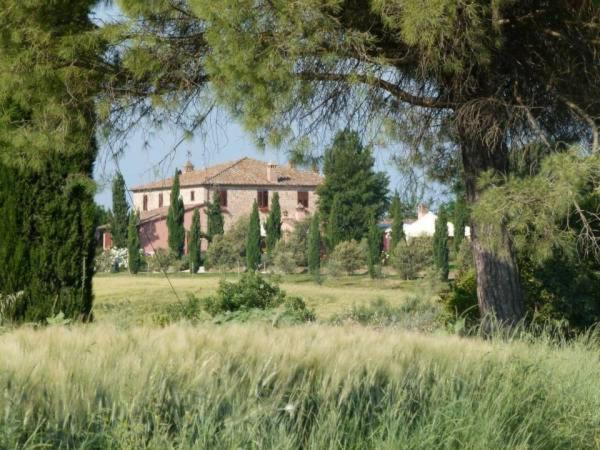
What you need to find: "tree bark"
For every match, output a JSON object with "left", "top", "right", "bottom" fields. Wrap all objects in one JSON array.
[{"left": 458, "top": 117, "right": 525, "bottom": 327}]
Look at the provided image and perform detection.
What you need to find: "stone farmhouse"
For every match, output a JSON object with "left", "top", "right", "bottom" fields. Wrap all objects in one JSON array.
[{"left": 130, "top": 157, "right": 323, "bottom": 254}]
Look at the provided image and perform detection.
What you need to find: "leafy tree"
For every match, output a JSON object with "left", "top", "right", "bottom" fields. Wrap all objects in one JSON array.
[
  {"left": 307, "top": 212, "right": 321, "bottom": 277},
  {"left": 391, "top": 194, "right": 406, "bottom": 250},
  {"left": 326, "top": 195, "right": 345, "bottom": 251},
  {"left": 206, "top": 190, "right": 224, "bottom": 240},
  {"left": 318, "top": 130, "right": 389, "bottom": 241},
  {"left": 111, "top": 173, "right": 129, "bottom": 248},
  {"left": 189, "top": 208, "right": 201, "bottom": 273},
  {"left": 367, "top": 214, "right": 381, "bottom": 279},
  {"left": 127, "top": 212, "right": 141, "bottom": 274},
  {"left": 328, "top": 240, "right": 366, "bottom": 276},
  {"left": 0, "top": 0, "right": 103, "bottom": 322},
  {"left": 265, "top": 192, "right": 281, "bottom": 254},
  {"left": 246, "top": 200, "right": 261, "bottom": 271},
  {"left": 433, "top": 207, "right": 450, "bottom": 281},
  {"left": 167, "top": 170, "right": 185, "bottom": 258}
]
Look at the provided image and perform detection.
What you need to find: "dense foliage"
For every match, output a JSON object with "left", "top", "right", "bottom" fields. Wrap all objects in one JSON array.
[
  {"left": 328, "top": 240, "right": 366, "bottom": 276},
  {"left": 188, "top": 208, "right": 201, "bottom": 273},
  {"left": 433, "top": 206, "right": 450, "bottom": 281},
  {"left": 391, "top": 237, "right": 434, "bottom": 280},
  {"left": 204, "top": 215, "right": 248, "bottom": 271},
  {"left": 206, "top": 191, "right": 224, "bottom": 240},
  {"left": 390, "top": 193, "right": 406, "bottom": 250},
  {"left": 111, "top": 173, "right": 129, "bottom": 248},
  {"left": 167, "top": 170, "right": 185, "bottom": 258},
  {"left": 265, "top": 192, "right": 281, "bottom": 254}
]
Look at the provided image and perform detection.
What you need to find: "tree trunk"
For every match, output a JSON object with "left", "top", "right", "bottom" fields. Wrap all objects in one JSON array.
[{"left": 458, "top": 117, "right": 525, "bottom": 327}]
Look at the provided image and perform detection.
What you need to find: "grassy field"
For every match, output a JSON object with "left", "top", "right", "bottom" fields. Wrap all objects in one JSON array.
[
  {"left": 92, "top": 273, "right": 429, "bottom": 325},
  {"left": 2, "top": 273, "right": 599, "bottom": 448}
]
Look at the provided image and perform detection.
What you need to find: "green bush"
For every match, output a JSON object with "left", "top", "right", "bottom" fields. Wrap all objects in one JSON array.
[
  {"left": 327, "top": 240, "right": 366, "bottom": 275},
  {"left": 153, "top": 295, "right": 205, "bottom": 326},
  {"left": 440, "top": 268, "right": 479, "bottom": 325},
  {"left": 204, "top": 216, "right": 248, "bottom": 271},
  {"left": 146, "top": 249, "right": 185, "bottom": 273},
  {"left": 391, "top": 237, "right": 433, "bottom": 279},
  {"left": 271, "top": 240, "right": 298, "bottom": 274}
]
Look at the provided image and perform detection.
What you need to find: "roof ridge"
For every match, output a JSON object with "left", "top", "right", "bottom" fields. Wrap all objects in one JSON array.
[{"left": 204, "top": 157, "right": 248, "bottom": 185}]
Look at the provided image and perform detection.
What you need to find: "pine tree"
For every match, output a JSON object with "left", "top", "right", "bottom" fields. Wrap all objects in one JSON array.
[
  {"left": 128, "top": 212, "right": 141, "bottom": 274},
  {"left": 367, "top": 214, "right": 381, "bottom": 279},
  {"left": 111, "top": 173, "right": 129, "bottom": 248},
  {"left": 433, "top": 207, "right": 450, "bottom": 281},
  {"left": 265, "top": 192, "right": 281, "bottom": 254},
  {"left": 189, "top": 208, "right": 202, "bottom": 274},
  {"left": 391, "top": 196, "right": 405, "bottom": 250},
  {"left": 246, "top": 200, "right": 261, "bottom": 271},
  {"left": 206, "top": 191, "right": 224, "bottom": 240},
  {"left": 327, "top": 195, "right": 345, "bottom": 251},
  {"left": 453, "top": 195, "right": 468, "bottom": 253},
  {"left": 167, "top": 170, "right": 185, "bottom": 258},
  {"left": 307, "top": 212, "right": 321, "bottom": 278}
]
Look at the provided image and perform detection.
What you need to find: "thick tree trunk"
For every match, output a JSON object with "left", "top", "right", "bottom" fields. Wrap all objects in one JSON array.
[{"left": 458, "top": 119, "right": 525, "bottom": 327}]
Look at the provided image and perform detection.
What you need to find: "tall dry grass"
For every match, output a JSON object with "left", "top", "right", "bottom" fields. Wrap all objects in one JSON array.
[{"left": 1, "top": 323, "right": 599, "bottom": 449}]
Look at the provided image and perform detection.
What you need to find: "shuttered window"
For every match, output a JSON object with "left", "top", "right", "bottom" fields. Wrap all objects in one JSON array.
[
  {"left": 298, "top": 191, "right": 309, "bottom": 208},
  {"left": 257, "top": 190, "right": 269, "bottom": 209},
  {"left": 219, "top": 190, "right": 228, "bottom": 207}
]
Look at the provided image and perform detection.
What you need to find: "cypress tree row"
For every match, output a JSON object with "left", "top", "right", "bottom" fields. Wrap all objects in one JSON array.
[
  {"left": 128, "top": 212, "right": 141, "bottom": 275},
  {"left": 327, "top": 195, "right": 344, "bottom": 251},
  {"left": 111, "top": 173, "right": 129, "bottom": 248},
  {"left": 0, "top": 0, "right": 103, "bottom": 322},
  {"left": 367, "top": 214, "right": 381, "bottom": 279},
  {"left": 246, "top": 200, "right": 261, "bottom": 271},
  {"left": 433, "top": 207, "right": 450, "bottom": 281},
  {"left": 307, "top": 212, "right": 321, "bottom": 278},
  {"left": 189, "top": 208, "right": 202, "bottom": 274},
  {"left": 167, "top": 170, "right": 185, "bottom": 258},
  {"left": 265, "top": 192, "right": 281, "bottom": 254},
  {"left": 206, "top": 191, "right": 225, "bottom": 240}
]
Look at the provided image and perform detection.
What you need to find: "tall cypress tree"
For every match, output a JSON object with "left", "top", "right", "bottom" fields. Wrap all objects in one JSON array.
[
  {"left": 453, "top": 195, "right": 468, "bottom": 253},
  {"left": 128, "top": 212, "right": 141, "bottom": 274},
  {"left": 246, "top": 200, "right": 261, "bottom": 271},
  {"left": 0, "top": 0, "right": 103, "bottom": 322},
  {"left": 391, "top": 197, "right": 405, "bottom": 250},
  {"left": 433, "top": 206, "right": 450, "bottom": 281},
  {"left": 265, "top": 192, "right": 281, "bottom": 254},
  {"left": 307, "top": 212, "right": 321, "bottom": 278},
  {"left": 367, "top": 213, "right": 381, "bottom": 279},
  {"left": 167, "top": 170, "right": 185, "bottom": 258},
  {"left": 189, "top": 208, "right": 201, "bottom": 274},
  {"left": 206, "top": 190, "right": 224, "bottom": 240},
  {"left": 327, "top": 195, "right": 344, "bottom": 251},
  {"left": 111, "top": 173, "right": 129, "bottom": 248}
]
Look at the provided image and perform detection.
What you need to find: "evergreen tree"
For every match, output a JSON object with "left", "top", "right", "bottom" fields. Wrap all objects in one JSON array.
[
  {"left": 307, "top": 212, "right": 321, "bottom": 277},
  {"left": 189, "top": 208, "right": 202, "bottom": 274},
  {"left": 246, "top": 200, "right": 261, "bottom": 271},
  {"left": 389, "top": 192, "right": 401, "bottom": 218},
  {"left": 206, "top": 191, "right": 225, "bottom": 240},
  {"left": 265, "top": 192, "right": 281, "bottom": 254},
  {"left": 367, "top": 214, "right": 381, "bottom": 279},
  {"left": 453, "top": 195, "right": 468, "bottom": 253},
  {"left": 0, "top": 0, "right": 103, "bottom": 322},
  {"left": 318, "top": 130, "right": 389, "bottom": 241},
  {"left": 111, "top": 173, "right": 129, "bottom": 248},
  {"left": 167, "top": 170, "right": 185, "bottom": 258},
  {"left": 326, "top": 195, "right": 345, "bottom": 251},
  {"left": 391, "top": 193, "right": 406, "bottom": 250},
  {"left": 127, "top": 212, "right": 141, "bottom": 274},
  {"left": 433, "top": 207, "right": 450, "bottom": 281}
]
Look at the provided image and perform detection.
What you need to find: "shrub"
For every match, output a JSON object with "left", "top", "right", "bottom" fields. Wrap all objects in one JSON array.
[
  {"left": 204, "top": 216, "right": 249, "bottom": 271},
  {"left": 146, "top": 249, "right": 183, "bottom": 273},
  {"left": 440, "top": 268, "right": 479, "bottom": 325},
  {"left": 95, "top": 248, "right": 129, "bottom": 273},
  {"left": 154, "top": 294, "right": 204, "bottom": 326},
  {"left": 272, "top": 240, "right": 298, "bottom": 274},
  {"left": 327, "top": 240, "right": 366, "bottom": 275},
  {"left": 391, "top": 237, "right": 433, "bottom": 279}
]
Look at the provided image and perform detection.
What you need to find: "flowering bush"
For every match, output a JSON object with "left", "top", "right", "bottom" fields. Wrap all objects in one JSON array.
[{"left": 95, "top": 248, "right": 128, "bottom": 273}]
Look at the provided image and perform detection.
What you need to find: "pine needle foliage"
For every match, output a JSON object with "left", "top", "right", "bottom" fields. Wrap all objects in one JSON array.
[
  {"left": 167, "top": 170, "right": 185, "bottom": 258},
  {"left": 265, "top": 192, "right": 281, "bottom": 254},
  {"left": 433, "top": 206, "right": 450, "bottom": 281},
  {"left": 127, "top": 212, "right": 141, "bottom": 275},
  {"left": 111, "top": 173, "right": 129, "bottom": 248},
  {"left": 188, "top": 208, "right": 202, "bottom": 274},
  {"left": 206, "top": 191, "right": 225, "bottom": 240},
  {"left": 246, "top": 200, "right": 261, "bottom": 271}
]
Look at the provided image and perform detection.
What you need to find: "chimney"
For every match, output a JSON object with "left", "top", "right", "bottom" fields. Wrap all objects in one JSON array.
[
  {"left": 267, "top": 161, "right": 277, "bottom": 182},
  {"left": 417, "top": 204, "right": 429, "bottom": 219},
  {"left": 183, "top": 160, "right": 194, "bottom": 173}
]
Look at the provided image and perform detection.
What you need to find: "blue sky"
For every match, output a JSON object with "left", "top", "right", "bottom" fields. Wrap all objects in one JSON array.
[{"left": 91, "top": 4, "right": 435, "bottom": 210}]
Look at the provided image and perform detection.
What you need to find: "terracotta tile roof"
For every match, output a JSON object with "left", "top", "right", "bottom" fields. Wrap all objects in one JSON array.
[
  {"left": 131, "top": 157, "right": 323, "bottom": 191},
  {"left": 138, "top": 203, "right": 206, "bottom": 224}
]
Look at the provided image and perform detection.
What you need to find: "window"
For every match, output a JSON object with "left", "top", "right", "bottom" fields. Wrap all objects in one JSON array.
[
  {"left": 190, "top": 190, "right": 195, "bottom": 202},
  {"left": 158, "top": 193, "right": 163, "bottom": 208},
  {"left": 257, "top": 190, "right": 269, "bottom": 209},
  {"left": 219, "top": 190, "right": 228, "bottom": 207},
  {"left": 298, "top": 191, "right": 309, "bottom": 208},
  {"left": 143, "top": 195, "right": 148, "bottom": 212}
]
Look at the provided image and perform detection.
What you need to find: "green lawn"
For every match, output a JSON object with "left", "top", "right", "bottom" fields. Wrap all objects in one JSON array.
[{"left": 93, "top": 272, "right": 431, "bottom": 325}]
